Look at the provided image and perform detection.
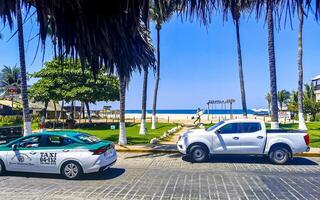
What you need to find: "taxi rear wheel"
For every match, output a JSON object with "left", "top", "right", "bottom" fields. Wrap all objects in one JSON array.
[
  {"left": 61, "top": 161, "right": 83, "bottom": 180},
  {"left": 0, "top": 159, "right": 6, "bottom": 175}
]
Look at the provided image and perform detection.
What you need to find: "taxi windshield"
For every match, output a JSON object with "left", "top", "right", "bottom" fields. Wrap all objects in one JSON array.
[{"left": 74, "top": 133, "right": 101, "bottom": 144}]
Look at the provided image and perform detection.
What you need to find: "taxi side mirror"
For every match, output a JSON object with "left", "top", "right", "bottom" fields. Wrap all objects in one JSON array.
[{"left": 12, "top": 144, "right": 18, "bottom": 151}]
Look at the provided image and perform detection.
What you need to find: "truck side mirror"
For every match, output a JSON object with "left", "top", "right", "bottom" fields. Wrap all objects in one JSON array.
[
  {"left": 12, "top": 144, "right": 18, "bottom": 151},
  {"left": 215, "top": 129, "right": 221, "bottom": 134}
]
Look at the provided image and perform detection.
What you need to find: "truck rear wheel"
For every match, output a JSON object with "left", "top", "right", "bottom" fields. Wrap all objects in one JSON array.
[
  {"left": 269, "top": 147, "right": 290, "bottom": 165},
  {"left": 189, "top": 145, "right": 208, "bottom": 163}
]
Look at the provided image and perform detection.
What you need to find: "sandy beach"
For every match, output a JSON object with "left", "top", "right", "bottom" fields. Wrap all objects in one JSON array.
[{"left": 98, "top": 113, "right": 283, "bottom": 124}]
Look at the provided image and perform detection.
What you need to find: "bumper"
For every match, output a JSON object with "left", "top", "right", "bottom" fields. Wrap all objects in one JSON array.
[
  {"left": 85, "top": 150, "right": 117, "bottom": 174},
  {"left": 306, "top": 147, "right": 310, "bottom": 152},
  {"left": 177, "top": 139, "right": 187, "bottom": 154},
  {"left": 99, "top": 159, "right": 117, "bottom": 172}
]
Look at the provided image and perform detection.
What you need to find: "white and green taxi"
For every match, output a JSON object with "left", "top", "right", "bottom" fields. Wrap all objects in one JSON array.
[{"left": 0, "top": 130, "right": 117, "bottom": 179}]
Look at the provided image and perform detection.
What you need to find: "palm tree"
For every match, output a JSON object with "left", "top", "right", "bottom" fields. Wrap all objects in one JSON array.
[
  {"left": 277, "top": 90, "right": 290, "bottom": 111},
  {"left": 266, "top": 0, "right": 279, "bottom": 129},
  {"left": 304, "top": 83, "right": 315, "bottom": 100},
  {"left": 118, "top": 72, "right": 127, "bottom": 145},
  {"left": 227, "top": 0, "right": 257, "bottom": 118},
  {"left": 16, "top": 0, "right": 32, "bottom": 135},
  {"left": 150, "top": 1, "right": 176, "bottom": 130},
  {"left": 291, "top": 90, "right": 298, "bottom": 105},
  {"left": 297, "top": 0, "right": 307, "bottom": 130},
  {"left": 0, "top": 65, "right": 21, "bottom": 88},
  {"left": 140, "top": 65, "right": 148, "bottom": 135},
  {"left": 266, "top": 92, "right": 272, "bottom": 116}
]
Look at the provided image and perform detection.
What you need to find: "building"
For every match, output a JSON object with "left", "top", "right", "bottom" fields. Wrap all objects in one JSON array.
[
  {"left": 0, "top": 99, "right": 64, "bottom": 118},
  {"left": 312, "top": 75, "right": 320, "bottom": 102}
]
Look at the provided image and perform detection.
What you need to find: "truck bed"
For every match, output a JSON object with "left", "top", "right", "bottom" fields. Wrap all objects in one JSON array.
[{"left": 266, "top": 129, "right": 306, "bottom": 134}]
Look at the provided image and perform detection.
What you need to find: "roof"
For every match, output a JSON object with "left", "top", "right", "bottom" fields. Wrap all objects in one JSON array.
[
  {"left": 0, "top": 99, "right": 62, "bottom": 111},
  {"left": 224, "top": 119, "right": 263, "bottom": 123},
  {"left": 0, "top": 100, "right": 21, "bottom": 108},
  {"left": 312, "top": 75, "right": 320, "bottom": 81}
]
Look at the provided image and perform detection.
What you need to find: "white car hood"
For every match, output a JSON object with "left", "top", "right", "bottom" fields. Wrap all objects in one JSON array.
[{"left": 181, "top": 129, "right": 206, "bottom": 138}]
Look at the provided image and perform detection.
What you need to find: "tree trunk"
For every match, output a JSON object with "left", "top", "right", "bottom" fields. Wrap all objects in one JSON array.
[
  {"left": 297, "top": 0, "right": 307, "bottom": 130},
  {"left": 59, "top": 100, "right": 64, "bottom": 120},
  {"left": 53, "top": 34, "right": 57, "bottom": 59},
  {"left": 140, "top": 66, "right": 148, "bottom": 135},
  {"left": 44, "top": 101, "right": 48, "bottom": 118},
  {"left": 71, "top": 101, "right": 75, "bottom": 119},
  {"left": 235, "top": 19, "right": 248, "bottom": 118},
  {"left": 16, "top": 1, "right": 32, "bottom": 136},
  {"left": 118, "top": 73, "right": 127, "bottom": 145},
  {"left": 267, "top": 0, "right": 279, "bottom": 129},
  {"left": 268, "top": 100, "right": 271, "bottom": 116},
  {"left": 85, "top": 101, "right": 92, "bottom": 124},
  {"left": 53, "top": 101, "right": 58, "bottom": 122},
  {"left": 81, "top": 102, "right": 85, "bottom": 119},
  {"left": 152, "top": 24, "right": 161, "bottom": 130}
]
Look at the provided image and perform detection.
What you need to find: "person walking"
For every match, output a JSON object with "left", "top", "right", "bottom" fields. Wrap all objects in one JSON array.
[{"left": 39, "top": 109, "right": 46, "bottom": 132}]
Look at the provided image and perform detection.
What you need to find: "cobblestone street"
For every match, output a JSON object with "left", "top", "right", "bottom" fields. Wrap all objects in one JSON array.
[{"left": 0, "top": 153, "right": 320, "bottom": 200}]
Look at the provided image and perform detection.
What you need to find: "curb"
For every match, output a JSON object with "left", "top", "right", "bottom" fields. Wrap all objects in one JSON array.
[
  {"left": 115, "top": 147, "right": 179, "bottom": 154},
  {"left": 115, "top": 147, "right": 320, "bottom": 157},
  {"left": 295, "top": 153, "right": 320, "bottom": 157}
]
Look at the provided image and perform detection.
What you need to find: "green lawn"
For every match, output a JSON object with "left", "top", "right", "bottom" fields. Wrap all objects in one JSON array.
[
  {"left": 75, "top": 123, "right": 178, "bottom": 145},
  {"left": 274, "top": 123, "right": 320, "bottom": 148},
  {"left": 206, "top": 122, "right": 320, "bottom": 148},
  {"left": 0, "top": 122, "right": 39, "bottom": 130}
]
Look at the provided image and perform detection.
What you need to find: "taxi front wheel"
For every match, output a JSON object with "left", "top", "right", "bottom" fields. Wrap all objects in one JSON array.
[
  {"left": 61, "top": 161, "right": 83, "bottom": 180},
  {"left": 0, "top": 160, "right": 6, "bottom": 175}
]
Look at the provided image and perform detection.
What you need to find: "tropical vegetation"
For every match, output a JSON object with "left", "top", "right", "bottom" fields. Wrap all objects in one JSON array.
[
  {"left": 76, "top": 123, "right": 178, "bottom": 145},
  {"left": 29, "top": 59, "right": 120, "bottom": 122},
  {"left": 0, "top": 0, "right": 320, "bottom": 143},
  {"left": 279, "top": 84, "right": 320, "bottom": 122}
]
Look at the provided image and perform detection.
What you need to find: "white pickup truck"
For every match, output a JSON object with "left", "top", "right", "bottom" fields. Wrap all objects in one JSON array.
[{"left": 177, "top": 119, "right": 310, "bottom": 164}]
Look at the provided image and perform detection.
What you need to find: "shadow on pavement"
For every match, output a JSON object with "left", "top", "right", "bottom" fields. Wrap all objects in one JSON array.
[
  {"left": 182, "top": 155, "right": 319, "bottom": 165},
  {"left": 124, "top": 153, "right": 182, "bottom": 159},
  {"left": 3, "top": 167, "right": 126, "bottom": 180}
]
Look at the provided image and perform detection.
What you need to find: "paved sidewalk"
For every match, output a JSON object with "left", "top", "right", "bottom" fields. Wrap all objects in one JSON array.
[
  {"left": 116, "top": 144, "right": 320, "bottom": 157},
  {"left": 1, "top": 152, "right": 320, "bottom": 200},
  {"left": 116, "top": 144, "right": 178, "bottom": 153},
  {"left": 115, "top": 126, "right": 190, "bottom": 153},
  {"left": 161, "top": 126, "right": 190, "bottom": 144}
]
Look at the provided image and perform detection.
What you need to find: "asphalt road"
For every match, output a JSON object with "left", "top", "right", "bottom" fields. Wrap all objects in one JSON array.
[{"left": 0, "top": 153, "right": 320, "bottom": 200}]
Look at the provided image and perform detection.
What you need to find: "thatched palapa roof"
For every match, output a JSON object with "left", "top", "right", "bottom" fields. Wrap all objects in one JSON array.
[
  {"left": 1, "top": 0, "right": 319, "bottom": 79},
  {"left": 0, "top": 0, "right": 156, "bottom": 79}
]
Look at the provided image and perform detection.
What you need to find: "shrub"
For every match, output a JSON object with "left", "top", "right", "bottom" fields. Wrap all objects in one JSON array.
[{"left": 0, "top": 115, "right": 23, "bottom": 125}]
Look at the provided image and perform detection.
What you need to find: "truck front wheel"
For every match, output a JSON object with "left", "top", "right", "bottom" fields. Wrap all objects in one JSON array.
[
  {"left": 269, "top": 147, "right": 290, "bottom": 165},
  {"left": 189, "top": 145, "right": 209, "bottom": 163}
]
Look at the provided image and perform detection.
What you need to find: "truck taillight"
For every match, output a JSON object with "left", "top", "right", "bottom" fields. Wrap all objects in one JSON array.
[
  {"left": 304, "top": 133, "right": 310, "bottom": 146},
  {"left": 90, "top": 149, "right": 107, "bottom": 155}
]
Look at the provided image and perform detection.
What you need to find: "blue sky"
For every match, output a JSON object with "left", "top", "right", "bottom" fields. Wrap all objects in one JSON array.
[{"left": 0, "top": 11, "right": 319, "bottom": 110}]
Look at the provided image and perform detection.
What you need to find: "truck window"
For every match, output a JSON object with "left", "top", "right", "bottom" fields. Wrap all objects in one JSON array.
[
  {"left": 240, "top": 123, "right": 261, "bottom": 133},
  {"left": 219, "top": 123, "right": 240, "bottom": 133}
]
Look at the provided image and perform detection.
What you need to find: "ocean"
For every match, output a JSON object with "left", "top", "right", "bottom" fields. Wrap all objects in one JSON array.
[{"left": 126, "top": 109, "right": 257, "bottom": 115}]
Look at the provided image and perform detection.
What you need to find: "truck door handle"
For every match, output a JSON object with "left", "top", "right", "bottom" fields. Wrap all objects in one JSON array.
[
  {"left": 257, "top": 136, "right": 264, "bottom": 139},
  {"left": 233, "top": 137, "right": 239, "bottom": 140},
  {"left": 30, "top": 151, "right": 36, "bottom": 155},
  {"left": 63, "top": 149, "right": 69, "bottom": 152}
]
